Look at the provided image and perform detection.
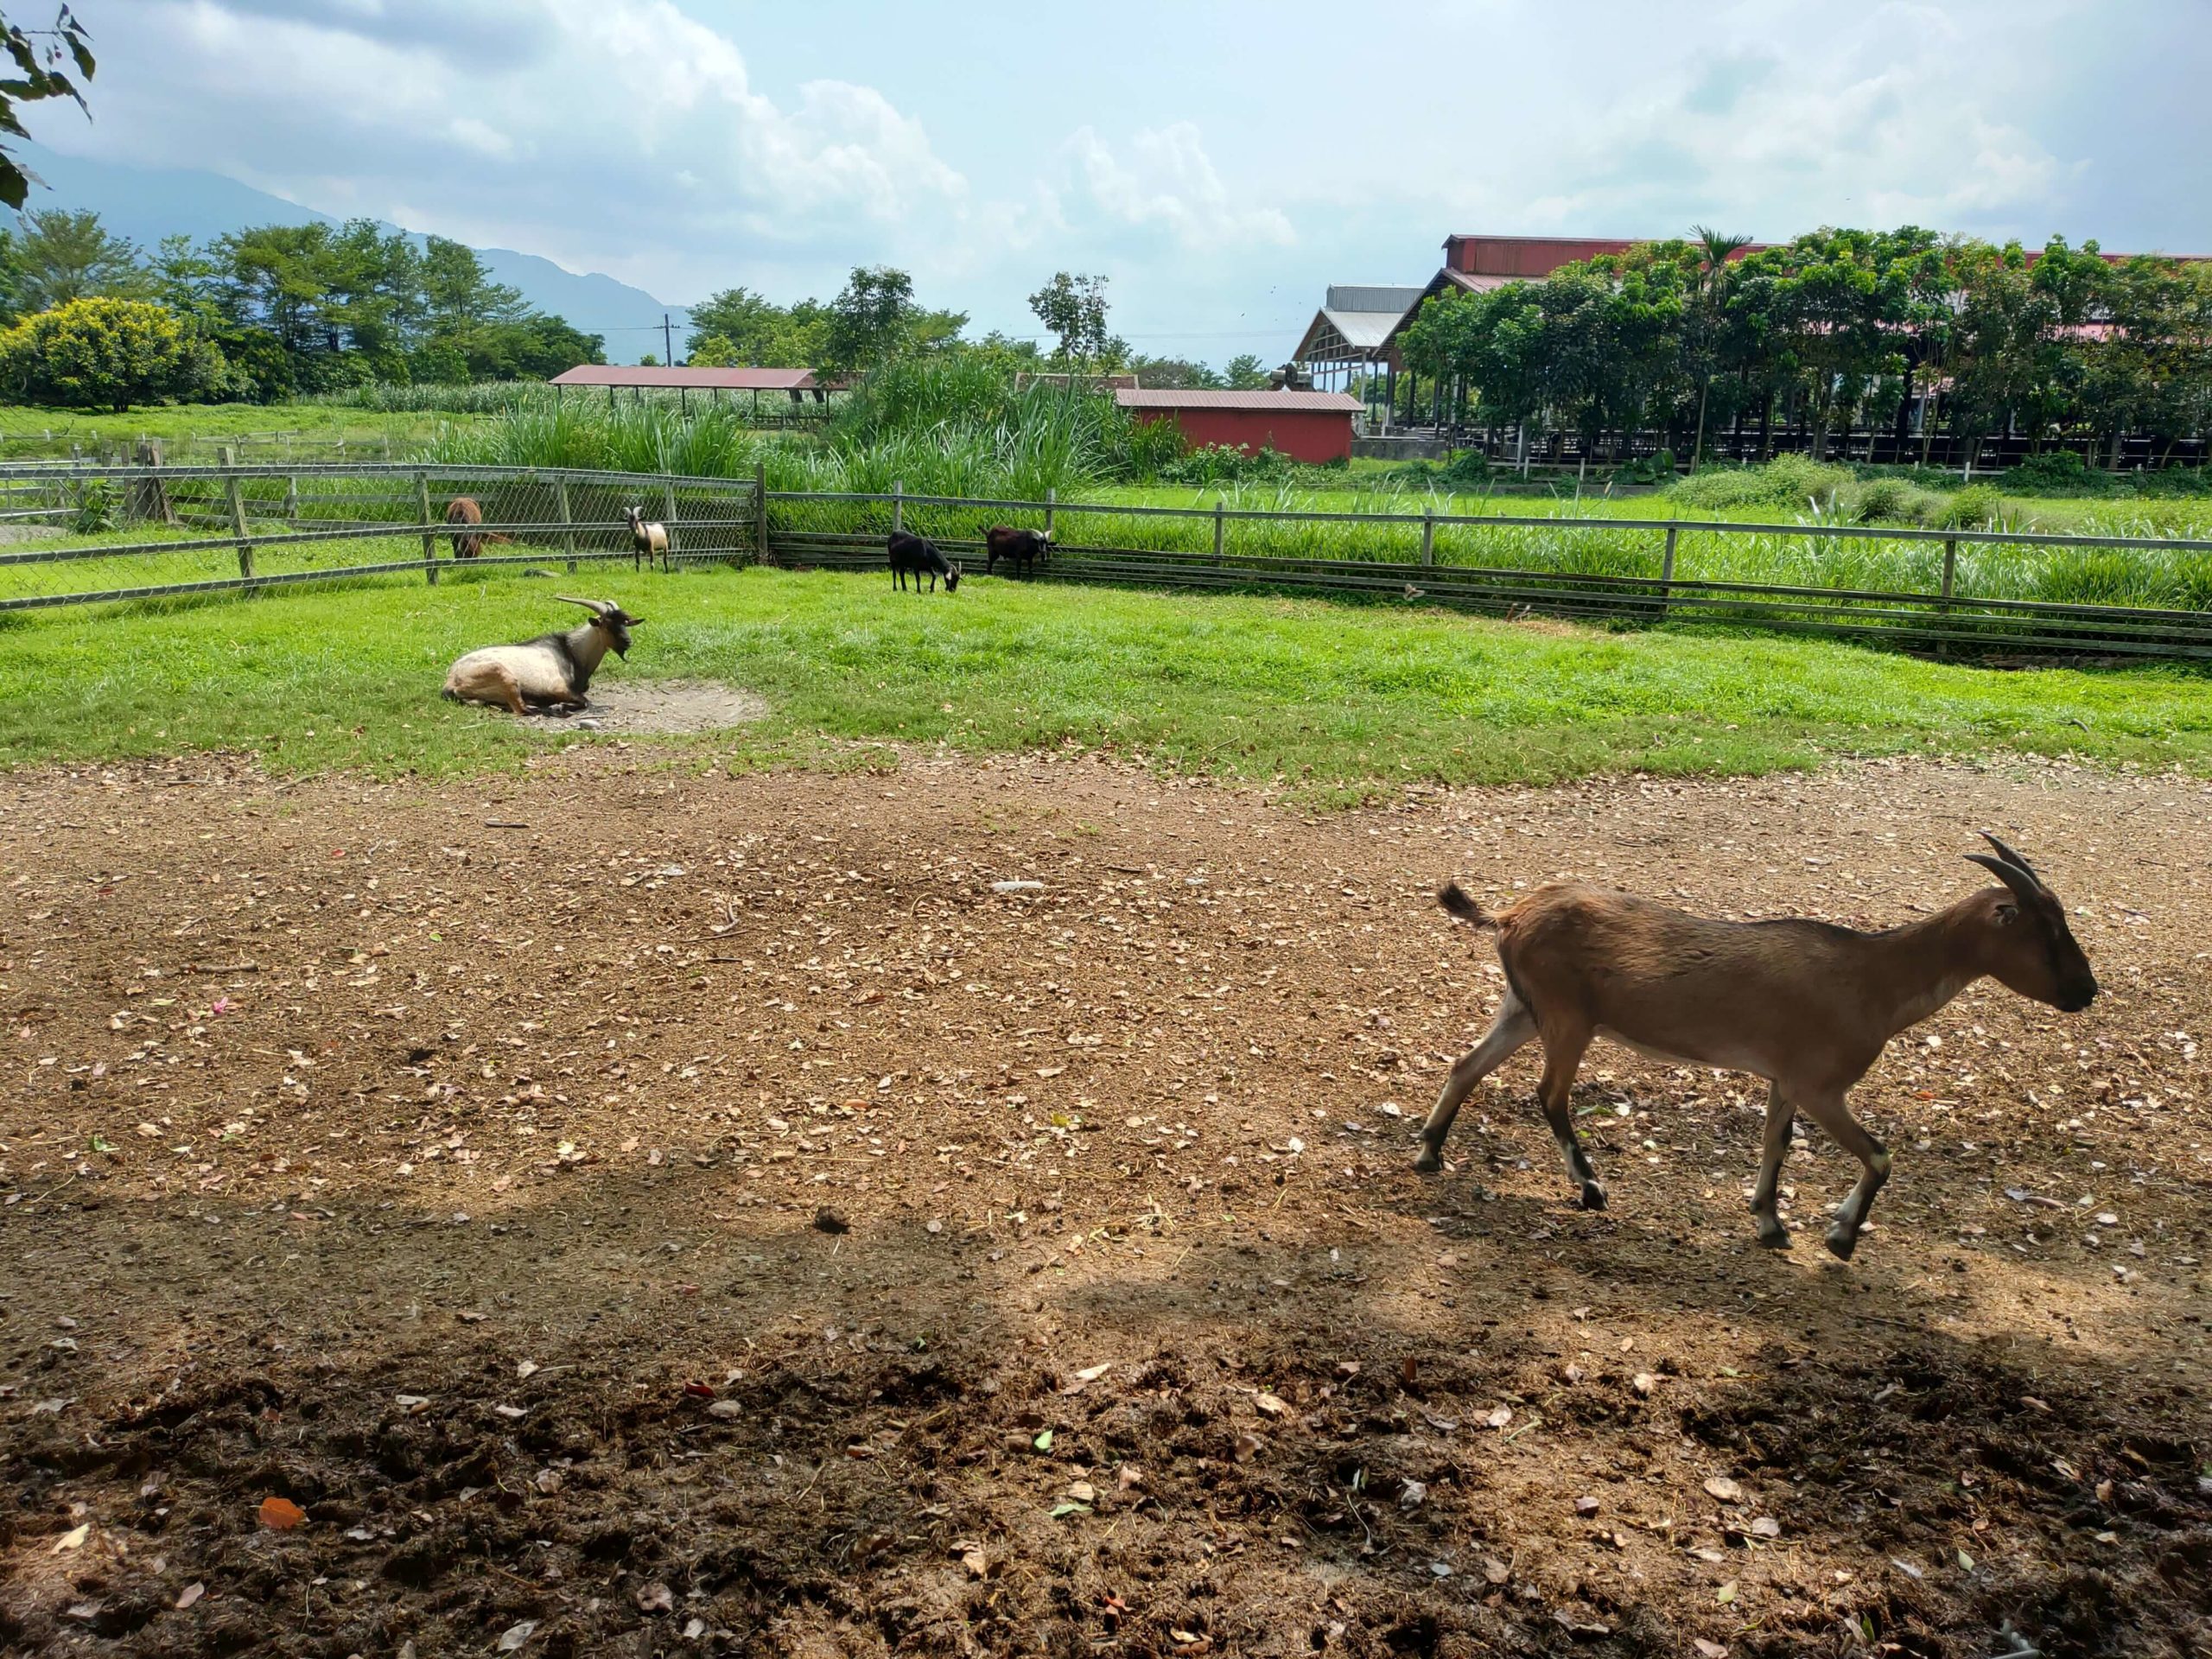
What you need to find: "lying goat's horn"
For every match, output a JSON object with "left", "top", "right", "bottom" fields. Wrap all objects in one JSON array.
[{"left": 554, "top": 594, "right": 610, "bottom": 615}]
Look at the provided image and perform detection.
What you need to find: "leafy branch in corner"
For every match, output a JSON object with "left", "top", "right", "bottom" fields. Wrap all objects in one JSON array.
[{"left": 0, "top": 5, "right": 95, "bottom": 211}]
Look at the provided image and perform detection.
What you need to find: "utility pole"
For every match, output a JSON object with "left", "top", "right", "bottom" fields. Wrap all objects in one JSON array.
[{"left": 663, "top": 313, "right": 674, "bottom": 365}]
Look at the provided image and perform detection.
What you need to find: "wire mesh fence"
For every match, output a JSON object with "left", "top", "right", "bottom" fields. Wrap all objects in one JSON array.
[
  {"left": 0, "top": 461, "right": 763, "bottom": 611},
  {"left": 5, "top": 461, "right": 2211, "bottom": 660},
  {"left": 766, "top": 486, "right": 2212, "bottom": 659}
]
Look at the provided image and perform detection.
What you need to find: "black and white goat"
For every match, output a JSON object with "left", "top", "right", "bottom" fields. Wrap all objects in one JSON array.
[
  {"left": 442, "top": 596, "right": 643, "bottom": 715},
  {"left": 889, "top": 530, "right": 960, "bottom": 592},
  {"left": 625, "top": 506, "right": 671, "bottom": 571}
]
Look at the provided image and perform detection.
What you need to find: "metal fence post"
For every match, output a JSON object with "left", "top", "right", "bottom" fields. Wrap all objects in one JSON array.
[
  {"left": 1213, "top": 499, "right": 1225, "bottom": 566},
  {"left": 1421, "top": 506, "right": 1435, "bottom": 568},
  {"left": 892, "top": 480, "right": 904, "bottom": 535},
  {"left": 416, "top": 470, "right": 438, "bottom": 585},
  {"left": 219, "top": 445, "right": 253, "bottom": 581},
  {"left": 556, "top": 474, "right": 578, "bottom": 574},
  {"left": 1659, "top": 524, "right": 1679, "bottom": 620},
  {"left": 661, "top": 475, "right": 680, "bottom": 570},
  {"left": 754, "top": 460, "right": 768, "bottom": 565}
]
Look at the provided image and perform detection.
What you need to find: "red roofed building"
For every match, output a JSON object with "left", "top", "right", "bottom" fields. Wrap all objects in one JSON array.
[{"left": 1115, "top": 388, "right": 1363, "bottom": 464}]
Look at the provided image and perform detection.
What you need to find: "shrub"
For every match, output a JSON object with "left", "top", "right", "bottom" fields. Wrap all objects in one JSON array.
[
  {"left": 2001, "top": 450, "right": 2113, "bottom": 497},
  {"left": 1669, "top": 454, "right": 1853, "bottom": 511},
  {"left": 0, "top": 297, "right": 197, "bottom": 411},
  {"left": 1846, "top": 477, "right": 1937, "bottom": 526},
  {"left": 1937, "top": 483, "right": 2004, "bottom": 530}
]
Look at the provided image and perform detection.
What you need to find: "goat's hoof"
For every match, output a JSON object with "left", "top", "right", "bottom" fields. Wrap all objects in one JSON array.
[
  {"left": 1579, "top": 1181, "right": 1608, "bottom": 1211},
  {"left": 1823, "top": 1226, "right": 1860, "bottom": 1262},
  {"left": 1753, "top": 1217, "right": 1791, "bottom": 1249},
  {"left": 1413, "top": 1147, "right": 1443, "bottom": 1175}
]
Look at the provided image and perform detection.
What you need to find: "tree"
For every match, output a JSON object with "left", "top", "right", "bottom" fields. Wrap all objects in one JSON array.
[
  {"left": 1027, "top": 270, "right": 1111, "bottom": 368},
  {"left": 1125, "top": 353, "right": 1223, "bottom": 389},
  {"left": 9, "top": 207, "right": 143, "bottom": 315},
  {"left": 822, "top": 265, "right": 919, "bottom": 372},
  {"left": 0, "top": 294, "right": 200, "bottom": 410},
  {"left": 1686, "top": 225, "right": 1751, "bottom": 465},
  {"left": 0, "top": 6, "right": 94, "bottom": 211},
  {"left": 1223, "top": 353, "right": 1268, "bottom": 390}
]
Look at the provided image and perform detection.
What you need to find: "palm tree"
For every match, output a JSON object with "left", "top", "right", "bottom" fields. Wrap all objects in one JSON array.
[{"left": 1688, "top": 225, "right": 1752, "bottom": 467}]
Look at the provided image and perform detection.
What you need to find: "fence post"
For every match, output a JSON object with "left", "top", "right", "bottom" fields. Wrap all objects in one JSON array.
[
  {"left": 556, "top": 474, "right": 578, "bottom": 574},
  {"left": 1659, "top": 524, "right": 1678, "bottom": 620},
  {"left": 416, "top": 470, "right": 438, "bottom": 586},
  {"left": 284, "top": 474, "right": 299, "bottom": 527},
  {"left": 753, "top": 460, "right": 768, "bottom": 566},
  {"left": 892, "top": 480, "right": 904, "bottom": 534},
  {"left": 1044, "top": 486, "right": 1056, "bottom": 543},
  {"left": 1212, "top": 499, "right": 1225, "bottom": 566},
  {"left": 129, "top": 438, "right": 175, "bottom": 526},
  {"left": 1421, "top": 506, "right": 1435, "bottom": 568},
  {"left": 660, "top": 475, "right": 680, "bottom": 571},
  {"left": 219, "top": 445, "right": 254, "bottom": 581}
]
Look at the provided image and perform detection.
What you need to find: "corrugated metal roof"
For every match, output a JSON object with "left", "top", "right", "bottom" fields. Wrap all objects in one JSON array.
[
  {"left": 1317, "top": 308, "right": 1405, "bottom": 350},
  {"left": 1325, "top": 284, "right": 1424, "bottom": 315},
  {"left": 549, "top": 365, "right": 818, "bottom": 391},
  {"left": 1115, "top": 389, "right": 1362, "bottom": 412}
]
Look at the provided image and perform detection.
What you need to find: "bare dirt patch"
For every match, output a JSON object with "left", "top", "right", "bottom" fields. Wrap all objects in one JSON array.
[
  {"left": 506, "top": 678, "right": 769, "bottom": 736},
  {"left": 3, "top": 752, "right": 2208, "bottom": 1657}
]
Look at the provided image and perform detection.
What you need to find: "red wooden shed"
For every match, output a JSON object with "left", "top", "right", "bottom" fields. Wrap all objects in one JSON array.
[{"left": 1114, "top": 388, "right": 1362, "bottom": 464}]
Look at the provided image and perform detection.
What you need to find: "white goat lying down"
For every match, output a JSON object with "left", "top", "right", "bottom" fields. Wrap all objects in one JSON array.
[
  {"left": 442, "top": 596, "right": 643, "bottom": 716},
  {"left": 1415, "top": 834, "right": 2098, "bottom": 1260}
]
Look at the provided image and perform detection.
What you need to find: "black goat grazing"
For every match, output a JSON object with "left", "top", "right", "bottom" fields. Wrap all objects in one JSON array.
[
  {"left": 889, "top": 530, "right": 960, "bottom": 592},
  {"left": 985, "top": 525, "right": 1051, "bottom": 578}
]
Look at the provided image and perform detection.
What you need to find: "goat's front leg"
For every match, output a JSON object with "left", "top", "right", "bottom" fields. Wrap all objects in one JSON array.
[
  {"left": 1414, "top": 991, "right": 1535, "bottom": 1173},
  {"left": 1795, "top": 1090, "right": 1891, "bottom": 1262},
  {"left": 1749, "top": 1080, "right": 1795, "bottom": 1248},
  {"left": 1535, "top": 1021, "right": 1603, "bottom": 1210}
]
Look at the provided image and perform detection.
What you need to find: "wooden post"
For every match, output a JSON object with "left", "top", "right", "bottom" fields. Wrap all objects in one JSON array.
[
  {"left": 1659, "top": 524, "right": 1679, "bottom": 620},
  {"left": 891, "top": 480, "right": 904, "bottom": 535},
  {"left": 1212, "top": 499, "right": 1225, "bottom": 566},
  {"left": 556, "top": 474, "right": 578, "bottom": 574},
  {"left": 129, "top": 438, "right": 175, "bottom": 525},
  {"left": 1421, "top": 507, "right": 1435, "bottom": 568},
  {"left": 660, "top": 475, "right": 680, "bottom": 570},
  {"left": 1938, "top": 536, "right": 1959, "bottom": 657},
  {"left": 753, "top": 460, "right": 768, "bottom": 565},
  {"left": 416, "top": 470, "right": 438, "bottom": 585},
  {"left": 219, "top": 445, "right": 253, "bottom": 581},
  {"left": 1044, "top": 486, "right": 1056, "bottom": 542}
]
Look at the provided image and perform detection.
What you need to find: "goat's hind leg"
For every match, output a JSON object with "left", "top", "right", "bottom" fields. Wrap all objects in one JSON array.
[
  {"left": 1748, "top": 1081, "right": 1795, "bottom": 1249},
  {"left": 1535, "top": 1021, "right": 1604, "bottom": 1209},
  {"left": 1795, "top": 1090, "right": 1891, "bottom": 1262},
  {"left": 1414, "top": 990, "right": 1535, "bottom": 1173}
]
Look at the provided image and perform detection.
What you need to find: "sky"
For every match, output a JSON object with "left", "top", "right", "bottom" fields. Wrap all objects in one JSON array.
[{"left": 41, "top": 0, "right": 2212, "bottom": 364}]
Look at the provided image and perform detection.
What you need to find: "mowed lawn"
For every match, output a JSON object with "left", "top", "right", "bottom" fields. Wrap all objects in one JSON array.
[{"left": 3, "top": 564, "right": 2210, "bottom": 791}]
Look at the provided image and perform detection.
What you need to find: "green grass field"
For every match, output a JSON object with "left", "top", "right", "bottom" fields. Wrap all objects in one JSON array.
[
  {"left": 0, "top": 402, "right": 460, "bottom": 460},
  {"left": 3, "top": 565, "right": 2208, "bottom": 796}
]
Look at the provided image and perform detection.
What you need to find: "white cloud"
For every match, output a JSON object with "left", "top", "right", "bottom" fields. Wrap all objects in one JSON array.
[{"left": 1058, "top": 124, "right": 1295, "bottom": 251}]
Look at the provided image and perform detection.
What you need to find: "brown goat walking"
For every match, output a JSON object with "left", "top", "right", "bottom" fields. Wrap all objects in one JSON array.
[
  {"left": 445, "top": 496, "right": 512, "bottom": 560},
  {"left": 1415, "top": 834, "right": 2098, "bottom": 1259}
]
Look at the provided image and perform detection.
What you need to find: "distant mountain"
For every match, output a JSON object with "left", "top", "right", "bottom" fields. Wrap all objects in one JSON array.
[{"left": 14, "top": 147, "right": 690, "bottom": 364}]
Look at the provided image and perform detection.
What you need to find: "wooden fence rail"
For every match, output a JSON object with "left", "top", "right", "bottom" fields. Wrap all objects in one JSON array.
[{"left": 3, "top": 462, "right": 2210, "bottom": 659}]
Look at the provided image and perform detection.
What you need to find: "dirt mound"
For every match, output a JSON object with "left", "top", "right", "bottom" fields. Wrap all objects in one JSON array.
[{"left": 3, "top": 752, "right": 2208, "bottom": 1656}]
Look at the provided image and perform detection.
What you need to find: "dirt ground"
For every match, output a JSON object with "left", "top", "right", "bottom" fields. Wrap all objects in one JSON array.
[{"left": 3, "top": 747, "right": 2209, "bottom": 1659}]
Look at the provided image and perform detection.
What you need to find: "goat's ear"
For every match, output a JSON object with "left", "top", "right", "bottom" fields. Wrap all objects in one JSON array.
[{"left": 1966, "top": 853, "right": 2041, "bottom": 906}]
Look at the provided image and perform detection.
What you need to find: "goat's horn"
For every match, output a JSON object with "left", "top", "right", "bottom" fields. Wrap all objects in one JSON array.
[
  {"left": 1966, "top": 853, "right": 2043, "bottom": 906},
  {"left": 1977, "top": 830, "right": 2043, "bottom": 887},
  {"left": 553, "top": 594, "right": 610, "bottom": 615}
]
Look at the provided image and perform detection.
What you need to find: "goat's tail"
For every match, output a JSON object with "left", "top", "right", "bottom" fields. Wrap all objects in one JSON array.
[{"left": 1436, "top": 883, "right": 1497, "bottom": 929}]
